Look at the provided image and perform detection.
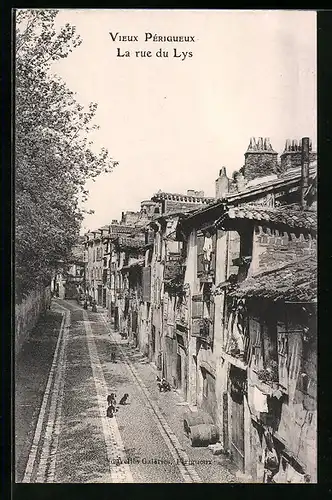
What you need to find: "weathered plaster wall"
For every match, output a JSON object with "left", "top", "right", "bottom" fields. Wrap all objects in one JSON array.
[{"left": 250, "top": 228, "right": 316, "bottom": 275}]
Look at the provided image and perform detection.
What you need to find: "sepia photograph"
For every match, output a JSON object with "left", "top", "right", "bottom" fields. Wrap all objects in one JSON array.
[{"left": 14, "top": 9, "right": 317, "bottom": 484}]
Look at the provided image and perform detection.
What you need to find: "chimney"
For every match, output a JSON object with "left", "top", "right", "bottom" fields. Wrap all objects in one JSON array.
[
  {"left": 281, "top": 137, "right": 316, "bottom": 172},
  {"left": 236, "top": 172, "right": 246, "bottom": 192},
  {"left": 215, "top": 167, "right": 229, "bottom": 199},
  {"left": 301, "top": 137, "right": 310, "bottom": 209},
  {"left": 243, "top": 137, "right": 278, "bottom": 181}
]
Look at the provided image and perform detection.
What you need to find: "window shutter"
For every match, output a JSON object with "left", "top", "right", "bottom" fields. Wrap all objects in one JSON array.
[
  {"left": 249, "top": 317, "right": 263, "bottom": 370},
  {"left": 209, "top": 299, "right": 215, "bottom": 340},
  {"left": 142, "top": 266, "right": 151, "bottom": 302},
  {"left": 210, "top": 234, "right": 217, "bottom": 274},
  {"left": 197, "top": 231, "right": 205, "bottom": 276},
  {"left": 192, "top": 318, "right": 202, "bottom": 337},
  {"left": 192, "top": 294, "right": 203, "bottom": 337},
  {"left": 192, "top": 295, "right": 203, "bottom": 318}
]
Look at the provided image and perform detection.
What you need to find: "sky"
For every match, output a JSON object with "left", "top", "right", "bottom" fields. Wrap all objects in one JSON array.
[{"left": 51, "top": 9, "right": 317, "bottom": 233}]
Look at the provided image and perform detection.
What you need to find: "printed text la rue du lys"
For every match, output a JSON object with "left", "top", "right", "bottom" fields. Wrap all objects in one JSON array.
[{"left": 109, "top": 32, "right": 195, "bottom": 61}]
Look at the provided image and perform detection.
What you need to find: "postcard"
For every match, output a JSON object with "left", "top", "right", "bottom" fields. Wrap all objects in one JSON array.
[{"left": 14, "top": 9, "right": 317, "bottom": 484}]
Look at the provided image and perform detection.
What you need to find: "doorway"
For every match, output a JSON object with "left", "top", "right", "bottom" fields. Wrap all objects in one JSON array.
[{"left": 229, "top": 365, "right": 246, "bottom": 472}]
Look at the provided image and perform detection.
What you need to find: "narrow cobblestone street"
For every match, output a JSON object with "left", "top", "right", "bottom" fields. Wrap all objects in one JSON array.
[{"left": 15, "top": 299, "right": 238, "bottom": 484}]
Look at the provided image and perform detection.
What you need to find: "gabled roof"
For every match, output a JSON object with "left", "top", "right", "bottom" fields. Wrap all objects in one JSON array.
[
  {"left": 218, "top": 205, "right": 317, "bottom": 235},
  {"left": 180, "top": 163, "right": 317, "bottom": 230},
  {"left": 151, "top": 206, "right": 199, "bottom": 224},
  {"left": 113, "top": 236, "right": 146, "bottom": 250},
  {"left": 225, "top": 163, "right": 316, "bottom": 204},
  {"left": 227, "top": 255, "right": 317, "bottom": 302}
]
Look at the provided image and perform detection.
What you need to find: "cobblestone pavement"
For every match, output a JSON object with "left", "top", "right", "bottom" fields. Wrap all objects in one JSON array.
[{"left": 16, "top": 299, "right": 239, "bottom": 483}]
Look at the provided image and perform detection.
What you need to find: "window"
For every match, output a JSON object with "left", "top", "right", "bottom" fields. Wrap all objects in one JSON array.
[
  {"left": 197, "top": 230, "right": 216, "bottom": 278},
  {"left": 142, "top": 266, "right": 152, "bottom": 302},
  {"left": 237, "top": 228, "right": 253, "bottom": 281},
  {"left": 191, "top": 293, "right": 215, "bottom": 344}
]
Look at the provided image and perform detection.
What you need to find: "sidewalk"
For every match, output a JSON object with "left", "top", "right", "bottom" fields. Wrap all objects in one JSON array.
[
  {"left": 15, "top": 306, "right": 64, "bottom": 482},
  {"left": 102, "top": 312, "right": 240, "bottom": 483}
]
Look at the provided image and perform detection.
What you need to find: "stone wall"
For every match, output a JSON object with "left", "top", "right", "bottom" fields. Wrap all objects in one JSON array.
[
  {"left": 250, "top": 227, "right": 316, "bottom": 275},
  {"left": 15, "top": 285, "right": 51, "bottom": 354},
  {"left": 243, "top": 152, "right": 279, "bottom": 181},
  {"left": 280, "top": 151, "right": 317, "bottom": 172}
]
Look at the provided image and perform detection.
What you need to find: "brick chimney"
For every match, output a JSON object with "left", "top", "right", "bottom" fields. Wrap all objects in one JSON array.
[
  {"left": 215, "top": 167, "right": 230, "bottom": 199},
  {"left": 280, "top": 138, "right": 316, "bottom": 172},
  {"left": 243, "top": 137, "right": 278, "bottom": 181}
]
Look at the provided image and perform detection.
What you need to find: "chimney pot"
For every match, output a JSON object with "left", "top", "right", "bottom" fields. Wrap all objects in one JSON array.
[
  {"left": 236, "top": 173, "right": 246, "bottom": 192},
  {"left": 215, "top": 167, "right": 229, "bottom": 199},
  {"left": 284, "top": 139, "right": 291, "bottom": 152},
  {"left": 264, "top": 138, "right": 271, "bottom": 150}
]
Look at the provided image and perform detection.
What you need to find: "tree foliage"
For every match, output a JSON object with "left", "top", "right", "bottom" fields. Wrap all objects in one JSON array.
[{"left": 15, "top": 9, "right": 117, "bottom": 301}]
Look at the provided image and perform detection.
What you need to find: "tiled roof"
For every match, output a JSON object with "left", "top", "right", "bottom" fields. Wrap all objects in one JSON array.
[
  {"left": 180, "top": 163, "right": 317, "bottom": 228},
  {"left": 102, "top": 226, "right": 137, "bottom": 240},
  {"left": 227, "top": 256, "right": 317, "bottom": 302},
  {"left": 114, "top": 236, "right": 145, "bottom": 249},
  {"left": 225, "top": 163, "right": 316, "bottom": 204},
  {"left": 152, "top": 207, "right": 199, "bottom": 223},
  {"left": 109, "top": 225, "right": 136, "bottom": 234},
  {"left": 221, "top": 205, "right": 317, "bottom": 234}
]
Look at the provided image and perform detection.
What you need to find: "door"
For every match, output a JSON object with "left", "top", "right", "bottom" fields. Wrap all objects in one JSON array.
[
  {"left": 114, "top": 307, "right": 119, "bottom": 330},
  {"left": 229, "top": 366, "right": 245, "bottom": 472},
  {"left": 132, "top": 311, "right": 138, "bottom": 333},
  {"left": 102, "top": 288, "right": 107, "bottom": 308},
  {"left": 97, "top": 285, "right": 102, "bottom": 305},
  {"left": 152, "top": 325, "right": 156, "bottom": 355},
  {"left": 230, "top": 395, "right": 245, "bottom": 472},
  {"left": 201, "top": 368, "right": 217, "bottom": 421},
  {"left": 176, "top": 353, "right": 182, "bottom": 390}
]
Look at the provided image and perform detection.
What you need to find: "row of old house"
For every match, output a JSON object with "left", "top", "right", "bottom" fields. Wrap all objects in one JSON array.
[{"left": 82, "top": 136, "right": 317, "bottom": 483}]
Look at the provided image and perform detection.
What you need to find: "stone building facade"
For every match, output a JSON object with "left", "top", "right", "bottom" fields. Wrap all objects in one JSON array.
[{"left": 80, "top": 136, "right": 317, "bottom": 483}]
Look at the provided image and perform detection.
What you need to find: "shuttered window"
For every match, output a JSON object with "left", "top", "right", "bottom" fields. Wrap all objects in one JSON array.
[
  {"left": 197, "top": 231, "right": 216, "bottom": 277},
  {"left": 142, "top": 266, "right": 151, "bottom": 302},
  {"left": 210, "top": 234, "right": 217, "bottom": 274},
  {"left": 277, "top": 322, "right": 288, "bottom": 391},
  {"left": 249, "top": 317, "right": 264, "bottom": 371},
  {"left": 192, "top": 294, "right": 204, "bottom": 337},
  {"left": 209, "top": 299, "right": 215, "bottom": 342},
  {"left": 192, "top": 294, "right": 204, "bottom": 318},
  {"left": 191, "top": 294, "right": 215, "bottom": 341},
  {"left": 197, "top": 231, "right": 205, "bottom": 276}
]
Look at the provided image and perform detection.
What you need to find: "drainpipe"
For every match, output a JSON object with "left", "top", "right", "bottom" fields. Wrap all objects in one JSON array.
[
  {"left": 221, "top": 230, "right": 230, "bottom": 347},
  {"left": 220, "top": 229, "right": 230, "bottom": 451},
  {"left": 301, "top": 137, "right": 310, "bottom": 209}
]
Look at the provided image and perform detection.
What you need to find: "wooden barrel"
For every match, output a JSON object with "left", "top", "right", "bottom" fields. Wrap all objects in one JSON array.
[
  {"left": 183, "top": 410, "right": 213, "bottom": 435},
  {"left": 189, "top": 424, "right": 219, "bottom": 447}
]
